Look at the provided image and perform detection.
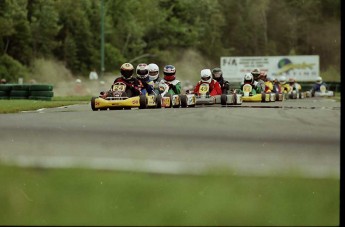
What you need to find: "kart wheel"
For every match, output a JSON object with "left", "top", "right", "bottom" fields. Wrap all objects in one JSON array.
[
  {"left": 221, "top": 94, "right": 227, "bottom": 106},
  {"left": 156, "top": 94, "right": 162, "bottom": 108},
  {"left": 139, "top": 95, "right": 147, "bottom": 109},
  {"left": 261, "top": 93, "right": 266, "bottom": 102},
  {"left": 180, "top": 94, "right": 187, "bottom": 108},
  {"left": 91, "top": 97, "right": 98, "bottom": 111}
]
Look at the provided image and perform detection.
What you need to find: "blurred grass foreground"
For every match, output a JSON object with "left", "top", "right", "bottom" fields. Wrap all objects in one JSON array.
[{"left": 0, "top": 164, "right": 339, "bottom": 226}]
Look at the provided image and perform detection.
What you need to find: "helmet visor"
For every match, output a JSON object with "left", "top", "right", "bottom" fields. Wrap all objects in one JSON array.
[
  {"left": 149, "top": 71, "right": 158, "bottom": 76},
  {"left": 213, "top": 72, "right": 222, "bottom": 78},
  {"left": 164, "top": 75, "right": 175, "bottom": 81},
  {"left": 201, "top": 76, "right": 211, "bottom": 81},
  {"left": 122, "top": 70, "right": 133, "bottom": 78}
]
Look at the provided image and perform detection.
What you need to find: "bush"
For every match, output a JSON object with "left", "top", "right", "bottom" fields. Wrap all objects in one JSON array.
[{"left": 0, "top": 54, "right": 29, "bottom": 83}]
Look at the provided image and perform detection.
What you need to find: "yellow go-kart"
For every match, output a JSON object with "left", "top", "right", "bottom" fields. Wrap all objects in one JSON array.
[
  {"left": 241, "top": 84, "right": 275, "bottom": 102},
  {"left": 91, "top": 82, "right": 158, "bottom": 111}
]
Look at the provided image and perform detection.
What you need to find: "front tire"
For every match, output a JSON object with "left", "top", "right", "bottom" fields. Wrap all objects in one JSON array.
[
  {"left": 139, "top": 95, "right": 147, "bottom": 109},
  {"left": 91, "top": 97, "right": 97, "bottom": 111}
]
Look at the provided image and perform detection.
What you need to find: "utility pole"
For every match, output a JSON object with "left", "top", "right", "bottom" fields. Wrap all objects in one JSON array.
[{"left": 100, "top": 0, "right": 105, "bottom": 77}]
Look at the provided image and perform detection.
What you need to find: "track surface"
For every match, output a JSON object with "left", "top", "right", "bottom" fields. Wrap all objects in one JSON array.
[{"left": 0, "top": 97, "right": 340, "bottom": 178}]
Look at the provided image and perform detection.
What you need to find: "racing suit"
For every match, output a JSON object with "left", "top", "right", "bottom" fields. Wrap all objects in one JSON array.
[
  {"left": 137, "top": 77, "right": 155, "bottom": 95},
  {"left": 160, "top": 79, "right": 182, "bottom": 95},
  {"left": 214, "top": 76, "right": 230, "bottom": 94},
  {"left": 240, "top": 81, "right": 262, "bottom": 95},
  {"left": 193, "top": 79, "right": 222, "bottom": 96},
  {"left": 152, "top": 77, "right": 162, "bottom": 95},
  {"left": 113, "top": 77, "right": 142, "bottom": 97},
  {"left": 311, "top": 82, "right": 328, "bottom": 93}
]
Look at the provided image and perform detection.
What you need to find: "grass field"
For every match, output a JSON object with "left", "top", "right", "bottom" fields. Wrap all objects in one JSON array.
[
  {"left": 0, "top": 164, "right": 339, "bottom": 226},
  {"left": 0, "top": 96, "right": 90, "bottom": 113}
]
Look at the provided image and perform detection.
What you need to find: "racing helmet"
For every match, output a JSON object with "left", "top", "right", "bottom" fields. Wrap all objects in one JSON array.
[
  {"left": 211, "top": 67, "right": 223, "bottom": 79},
  {"left": 120, "top": 63, "right": 134, "bottom": 80},
  {"left": 259, "top": 71, "right": 267, "bottom": 80},
  {"left": 316, "top": 76, "right": 322, "bottom": 84},
  {"left": 0, "top": 78, "right": 7, "bottom": 84},
  {"left": 279, "top": 75, "right": 287, "bottom": 84},
  {"left": 244, "top": 73, "right": 254, "bottom": 84},
  {"left": 148, "top": 63, "right": 159, "bottom": 81},
  {"left": 200, "top": 69, "right": 212, "bottom": 83},
  {"left": 163, "top": 65, "right": 176, "bottom": 81},
  {"left": 288, "top": 77, "right": 295, "bottom": 85},
  {"left": 251, "top": 68, "right": 260, "bottom": 80},
  {"left": 136, "top": 63, "right": 149, "bottom": 79}
]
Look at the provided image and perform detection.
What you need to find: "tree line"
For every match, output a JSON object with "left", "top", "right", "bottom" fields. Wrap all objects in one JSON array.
[{"left": 0, "top": 0, "right": 340, "bottom": 82}]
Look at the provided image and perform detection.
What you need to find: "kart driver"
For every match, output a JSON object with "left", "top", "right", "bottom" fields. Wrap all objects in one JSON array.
[
  {"left": 136, "top": 63, "right": 155, "bottom": 95},
  {"left": 159, "top": 65, "right": 182, "bottom": 95},
  {"left": 148, "top": 63, "right": 162, "bottom": 94},
  {"left": 259, "top": 71, "right": 273, "bottom": 93},
  {"left": 240, "top": 72, "right": 262, "bottom": 95},
  {"left": 109, "top": 62, "right": 142, "bottom": 97},
  {"left": 251, "top": 68, "right": 266, "bottom": 92},
  {"left": 194, "top": 69, "right": 222, "bottom": 96},
  {"left": 211, "top": 67, "right": 230, "bottom": 94},
  {"left": 311, "top": 76, "right": 328, "bottom": 93}
]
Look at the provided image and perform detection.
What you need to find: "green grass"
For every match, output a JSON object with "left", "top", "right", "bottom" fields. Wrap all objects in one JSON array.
[
  {"left": 0, "top": 164, "right": 339, "bottom": 226},
  {"left": 0, "top": 96, "right": 90, "bottom": 113}
]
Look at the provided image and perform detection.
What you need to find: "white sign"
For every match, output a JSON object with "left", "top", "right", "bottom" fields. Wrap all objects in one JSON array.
[{"left": 220, "top": 55, "right": 319, "bottom": 82}]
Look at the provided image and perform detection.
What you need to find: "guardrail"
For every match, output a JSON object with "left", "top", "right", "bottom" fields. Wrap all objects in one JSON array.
[{"left": 0, "top": 84, "right": 54, "bottom": 100}]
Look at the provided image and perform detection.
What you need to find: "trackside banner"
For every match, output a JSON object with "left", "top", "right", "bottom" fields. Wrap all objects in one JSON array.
[{"left": 220, "top": 55, "right": 319, "bottom": 82}]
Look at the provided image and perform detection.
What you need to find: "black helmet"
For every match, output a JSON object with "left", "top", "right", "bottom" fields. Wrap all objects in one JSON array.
[
  {"left": 120, "top": 63, "right": 134, "bottom": 79},
  {"left": 211, "top": 67, "right": 223, "bottom": 79}
]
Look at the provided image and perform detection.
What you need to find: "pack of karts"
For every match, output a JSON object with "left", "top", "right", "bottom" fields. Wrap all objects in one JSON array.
[
  {"left": 193, "top": 83, "right": 243, "bottom": 106},
  {"left": 91, "top": 80, "right": 335, "bottom": 111},
  {"left": 91, "top": 82, "right": 196, "bottom": 111}
]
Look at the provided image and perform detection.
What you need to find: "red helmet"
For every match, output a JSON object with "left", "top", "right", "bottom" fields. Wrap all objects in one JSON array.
[{"left": 163, "top": 65, "right": 176, "bottom": 81}]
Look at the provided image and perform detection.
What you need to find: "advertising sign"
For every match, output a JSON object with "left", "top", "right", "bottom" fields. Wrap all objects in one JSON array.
[{"left": 220, "top": 55, "right": 319, "bottom": 82}]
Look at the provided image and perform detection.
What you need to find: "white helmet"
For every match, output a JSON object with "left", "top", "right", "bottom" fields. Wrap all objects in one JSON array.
[
  {"left": 200, "top": 69, "right": 212, "bottom": 83},
  {"left": 244, "top": 73, "right": 253, "bottom": 84},
  {"left": 316, "top": 76, "right": 322, "bottom": 84},
  {"left": 279, "top": 75, "right": 286, "bottom": 84},
  {"left": 148, "top": 63, "right": 159, "bottom": 81},
  {"left": 136, "top": 63, "right": 149, "bottom": 79}
]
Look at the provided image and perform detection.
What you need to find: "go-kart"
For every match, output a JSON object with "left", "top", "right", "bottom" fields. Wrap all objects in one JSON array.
[
  {"left": 193, "top": 83, "right": 216, "bottom": 105},
  {"left": 159, "top": 82, "right": 196, "bottom": 108},
  {"left": 311, "top": 85, "right": 334, "bottom": 97},
  {"left": 91, "top": 82, "right": 150, "bottom": 111},
  {"left": 288, "top": 90, "right": 307, "bottom": 99},
  {"left": 240, "top": 84, "right": 276, "bottom": 102},
  {"left": 193, "top": 83, "right": 242, "bottom": 106}
]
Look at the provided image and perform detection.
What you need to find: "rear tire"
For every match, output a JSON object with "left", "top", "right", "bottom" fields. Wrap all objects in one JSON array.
[
  {"left": 156, "top": 94, "right": 162, "bottom": 108},
  {"left": 180, "top": 94, "right": 187, "bottom": 108},
  {"left": 221, "top": 94, "right": 227, "bottom": 105}
]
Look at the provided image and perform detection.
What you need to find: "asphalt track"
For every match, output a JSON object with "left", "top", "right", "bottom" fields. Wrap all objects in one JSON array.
[{"left": 0, "top": 97, "right": 340, "bottom": 178}]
